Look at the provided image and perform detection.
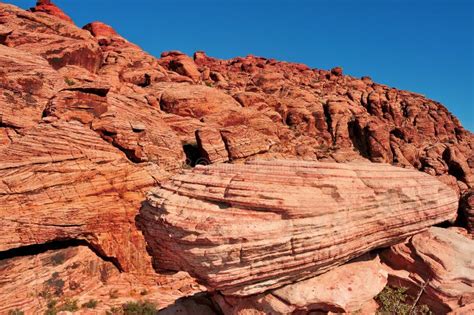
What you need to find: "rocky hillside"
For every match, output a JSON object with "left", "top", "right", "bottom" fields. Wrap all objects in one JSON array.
[{"left": 0, "top": 1, "right": 473, "bottom": 314}]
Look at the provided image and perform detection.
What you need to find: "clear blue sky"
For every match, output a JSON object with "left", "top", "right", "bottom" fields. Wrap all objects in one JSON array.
[{"left": 7, "top": 0, "right": 473, "bottom": 131}]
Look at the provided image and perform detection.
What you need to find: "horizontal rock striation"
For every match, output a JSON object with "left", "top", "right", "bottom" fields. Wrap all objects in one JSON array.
[
  {"left": 0, "top": 120, "right": 163, "bottom": 274},
  {"left": 139, "top": 160, "right": 458, "bottom": 296}
]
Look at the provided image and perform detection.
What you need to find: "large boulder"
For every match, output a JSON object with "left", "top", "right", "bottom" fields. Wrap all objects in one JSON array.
[{"left": 139, "top": 159, "right": 458, "bottom": 296}]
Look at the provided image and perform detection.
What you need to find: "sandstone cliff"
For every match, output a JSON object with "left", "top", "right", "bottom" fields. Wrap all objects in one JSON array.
[{"left": 0, "top": 1, "right": 473, "bottom": 314}]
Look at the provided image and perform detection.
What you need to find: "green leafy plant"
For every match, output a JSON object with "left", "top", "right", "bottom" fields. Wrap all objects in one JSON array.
[
  {"left": 122, "top": 301, "right": 157, "bottom": 315},
  {"left": 59, "top": 299, "right": 79, "bottom": 312},
  {"left": 376, "top": 286, "right": 432, "bottom": 315},
  {"left": 64, "top": 77, "right": 75, "bottom": 86},
  {"left": 82, "top": 299, "right": 99, "bottom": 309}
]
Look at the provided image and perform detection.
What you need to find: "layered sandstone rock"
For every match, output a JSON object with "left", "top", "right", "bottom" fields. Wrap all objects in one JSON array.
[
  {"left": 139, "top": 160, "right": 458, "bottom": 296},
  {"left": 0, "top": 45, "right": 64, "bottom": 129},
  {"left": 214, "top": 255, "right": 387, "bottom": 314},
  {"left": 0, "top": 245, "right": 202, "bottom": 314},
  {"left": 0, "top": 120, "right": 163, "bottom": 274},
  {"left": 381, "top": 227, "right": 474, "bottom": 314}
]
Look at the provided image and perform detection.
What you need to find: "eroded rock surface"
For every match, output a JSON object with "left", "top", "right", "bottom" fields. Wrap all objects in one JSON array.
[
  {"left": 0, "top": 245, "right": 202, "bottom": 314},
  {"left": 381, "top": 227, "right": 474, "bottom": 314},
  {"left": 214, "top": 255, "right": 387, "bottom": 314},
  {"left": 139, "top": 160, "right": 458, "bottom": 296}
]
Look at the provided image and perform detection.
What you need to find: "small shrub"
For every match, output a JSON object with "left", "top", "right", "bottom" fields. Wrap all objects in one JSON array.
[
  {"left": 122, "top": 301, "right": 157, "bottom": 315},
  {"left": 44, "top": 299, "right": 57, "bottom": 315},
  {"left": 59, "top": 299, "right": 79, "bottom": 312},
  {"left": 376, "top": 286, "right": 432, "bottom": 315},
  {"left": 8, "top": 309, "right": 24, "bottom": 315},
  {"left": 44, "top": 272, "right": 65, "bottom": 296},
  {"left": 64, "top": 78, "right": 75, "bottom": 86},
  {"left": 82, "top": 299, "right": 99, "bottom": 309},
  {"left": 44, "top": 298, "right": 79, "bottom": 315}
]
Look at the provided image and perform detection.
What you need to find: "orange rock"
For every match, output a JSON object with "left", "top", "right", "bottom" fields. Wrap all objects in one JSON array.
[
  {"left": 0, "top": 245, "right": 202, "bottom": 313},
  {"left": 159, "top": 83, "right": 241, "bottom": 118},
  {"left": 0, "top": 45, "right": 64, "bottom": 129},
  {"left": 196, "top": 128, "right": 229, "bottom": 163},
  {"left": 30, "top": 0, "right": 73, "bottom": 23},
  {"left": 1, "top": 3, "right": 102, "bottom": 72},
  {"left": 381, "top": 227, "right": 474, "bottom": 314},
  {"left": 0, "top": 121, "right": 164, "bottom": 274}
]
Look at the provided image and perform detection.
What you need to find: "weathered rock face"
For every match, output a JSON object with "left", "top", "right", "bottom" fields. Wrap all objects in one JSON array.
[
  {"left": 214, "top": 255, "right": 386, "bottom": 314},
  {"left": 139, "top": 159, "right": 458, "bottom": 296},
  {"left": 0, "top": 45, "right": 64, "bottom": 130},
  {"left": 0, "top": 120, "right": 163, "bottom": 274},
  {"left": 0, "top": 245, "right": 202, "bottom": 314},
  {"left": 188, "top": 51, "right": 474, "bottom": 194},
  {"left": 0, "top": 3, "right": 102, "bottom": 72},
  {"left": 381, "top": 227, "right": 474, "bottom": 314}
]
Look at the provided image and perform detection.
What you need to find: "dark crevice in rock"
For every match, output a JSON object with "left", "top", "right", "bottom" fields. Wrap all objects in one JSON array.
[
  {"left": 183, "top": 141, "right": 207, "bottom": 167},
  {"left": 137, "top": 73, "right": 151, "bottom": 87},
  {"left": 0, "top": 30, "right": 12, "bottom": 45},
  {"left": 322, "top": 102, "right": 335, "bottom": 144},
  {"left": 348, "top": 120, "right": 370, "bottom": 159},
  {"left": 62, "top": 86, "right": 110, "bottom": 97},
  {"left": 219, "top": 131, "right": 233, "bottom": 161},
  {"left": 0, "top": 239, "right": 123, "bottom": 272},
  {"left": 96, "top": 129, "right": 142, "bottom": 163}
]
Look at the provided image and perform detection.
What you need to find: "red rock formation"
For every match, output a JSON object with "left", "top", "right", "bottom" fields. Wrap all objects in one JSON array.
[
  {"left": 0, "top": 120, "right": 162, "bottom": 273},
  {"left": 0, "top": 45, "right": 64, "bottom": 129},
  {"left": 0, "top": 245, "right": 202, "bottom": 313},
  {"left": 214, "top": 255, "right": 387, "bottom": 314},
  {"left": 30, "top": 0, "right": 73, "bottom": 23},
  {"left": 139, "top": 160, "right": 458, "bottom": 296},
  {"left": 381, "top": 227, "right": 474, "bottom": 314},
  {"left": 0, "top": 0, "right": 473, "bottom": 311},
  {"left": 0, "top": 3, "right": 101, "bottom": 72}
]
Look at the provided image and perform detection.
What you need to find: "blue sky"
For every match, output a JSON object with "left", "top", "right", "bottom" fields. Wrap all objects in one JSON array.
[{"left": 7, "top": 0, "right": 473, "bottom": 131}]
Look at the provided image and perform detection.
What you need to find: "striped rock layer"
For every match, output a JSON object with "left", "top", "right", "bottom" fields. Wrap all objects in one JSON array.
[{"left": 139, "top": 160, "right": 458, "bottom": 296}]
